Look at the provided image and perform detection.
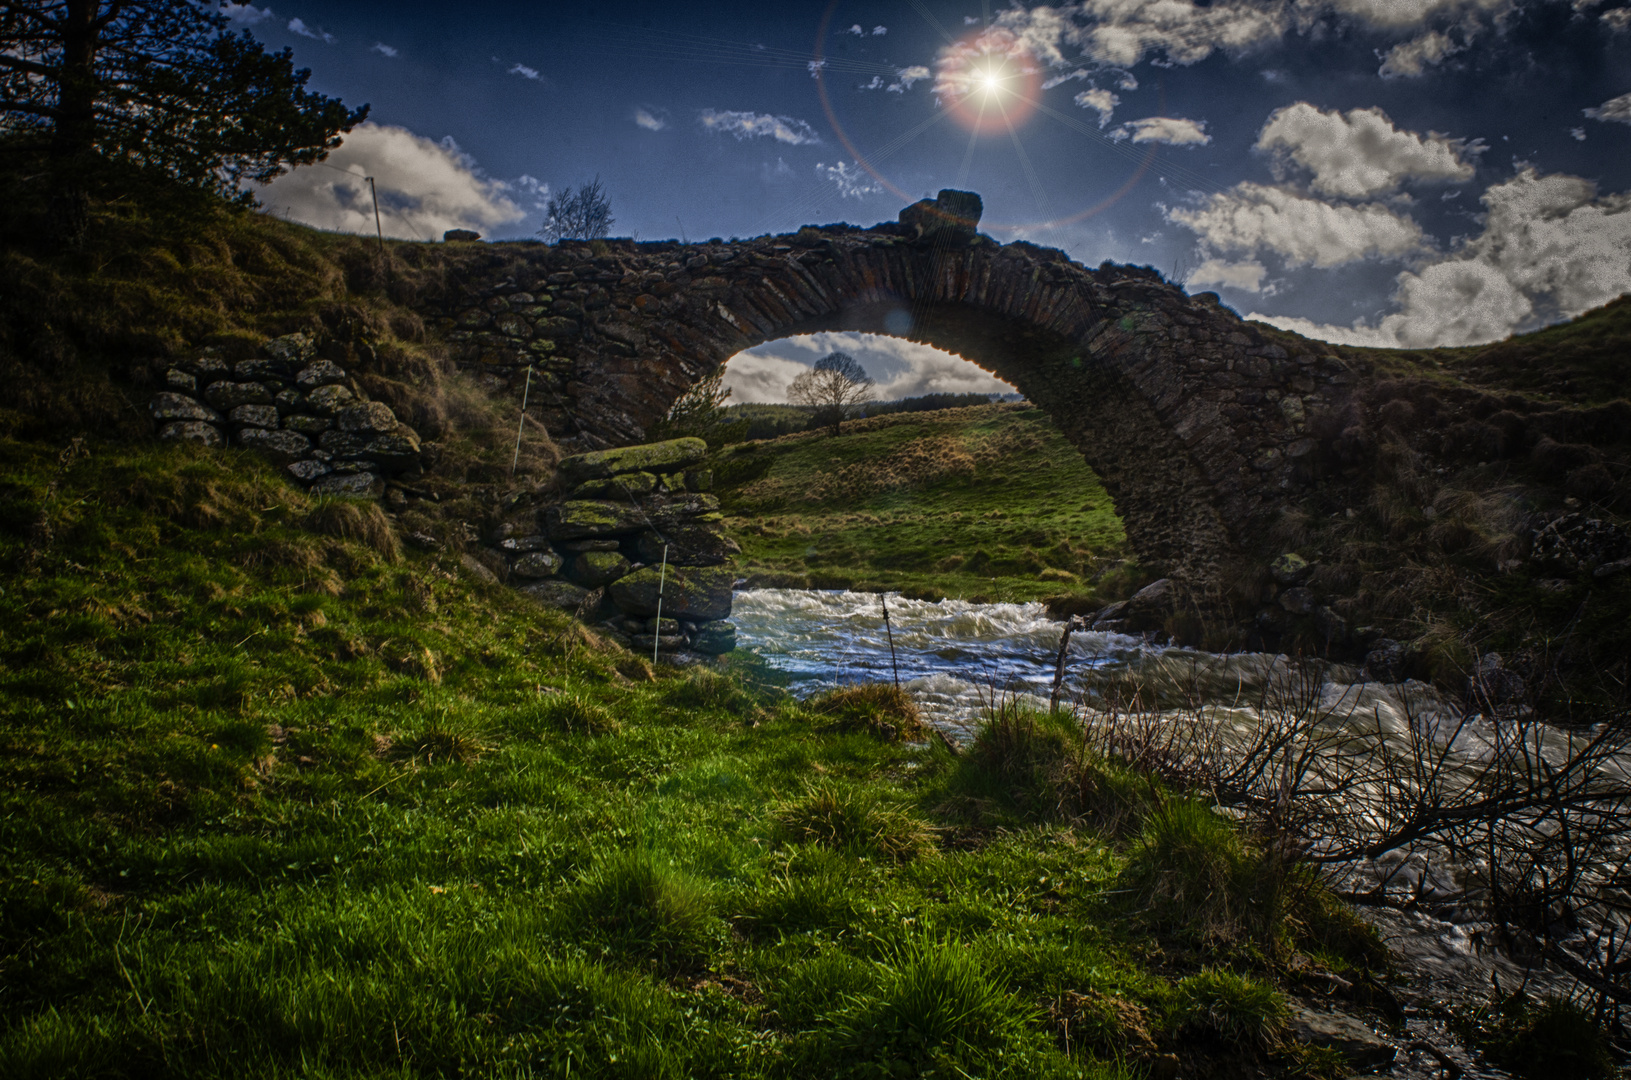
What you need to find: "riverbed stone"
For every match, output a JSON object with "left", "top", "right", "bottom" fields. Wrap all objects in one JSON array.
[
  {"left": 1122, "top": 579, "right": 1179, "bottom": 631},
  {"left": 691, "top": 621, "right": 736, "bottom": 655},
  {"left": 557, "top": 437, "right": 708, "bottom": 487},
  {"left": 544, "top": 500, "right": 649, "bottom": 540},
  {"left": 1286, "top": 1007, "right": 1395, "bottom": 1072},
  {"left": 511, "top": 551, "right": 564, "bottom": 578},
  {"left": 610, "top": 564, "right": 733, "bottom": 621},
  {"left": 569, "top": 551, "right": 632, "bottom": 588},
  {"left": 632, "top": 633, "right": 688, "bottom": 654}
]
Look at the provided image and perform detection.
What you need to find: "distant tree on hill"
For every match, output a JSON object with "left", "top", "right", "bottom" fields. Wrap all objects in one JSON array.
[
  {"left": 539, "top": 176, "right": 614, "bottom": 243},
  {"left": 787, "top": 351, "right": 874, "bottom": 436},
  {"left": 0, "top": 0, "right": 368, "bottom": 241}
]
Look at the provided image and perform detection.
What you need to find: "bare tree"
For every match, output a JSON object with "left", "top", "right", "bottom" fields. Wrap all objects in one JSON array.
[
  {"left": 538, "top": 176, "right": 613, "bottom": 243},
  {"left": 787, "top": 351, "right": 874, "bottom": 436}
]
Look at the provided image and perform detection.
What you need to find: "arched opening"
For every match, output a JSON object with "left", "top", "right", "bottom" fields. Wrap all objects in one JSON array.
[{"left": 710, "top": 332, "right": 1133, "bottom": 603}]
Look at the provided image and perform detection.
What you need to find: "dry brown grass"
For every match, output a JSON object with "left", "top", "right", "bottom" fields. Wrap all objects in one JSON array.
[{"left": 304, "top": 498, "right": 401, "bottom": 563}]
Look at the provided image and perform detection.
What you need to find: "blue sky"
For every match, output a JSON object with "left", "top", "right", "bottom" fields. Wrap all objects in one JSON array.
[{"left": 242, "top": 0, "right": 1631, "bottom": 396}]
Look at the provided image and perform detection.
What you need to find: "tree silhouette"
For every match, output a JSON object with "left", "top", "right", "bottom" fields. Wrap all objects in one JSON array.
[
  {"left": 786, "top": 351, "right": 874, "bottom": 436},
  {"left": 0, "top": 0, "right": 367, "bottom": 240},
  {"left": 538, "top": 176, "right": 614, "bottom": 243}
]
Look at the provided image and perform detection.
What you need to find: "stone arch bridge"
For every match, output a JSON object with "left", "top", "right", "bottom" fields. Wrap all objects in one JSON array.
[{"left": 421, "top": 191, "right": 1369, "bottom": 594}]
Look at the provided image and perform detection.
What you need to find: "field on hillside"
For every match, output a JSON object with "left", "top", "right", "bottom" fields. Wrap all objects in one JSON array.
[
  {"left": 0, "top": 436, "right": 1393, "bottom": 1079},
  {"left": 720, "top": 404, "right": 1134, "bottom": 604}
]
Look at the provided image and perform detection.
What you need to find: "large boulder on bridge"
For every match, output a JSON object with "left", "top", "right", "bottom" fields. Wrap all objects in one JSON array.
[{"left": 557, "top": 437, "right": 708, "bottom": 488}]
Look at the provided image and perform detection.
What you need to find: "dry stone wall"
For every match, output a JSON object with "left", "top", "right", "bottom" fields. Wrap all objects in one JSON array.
[
  {"left": 148, "top": 332, "right": 428, "bottom": 496},
  {"left": 414, "top": 190, "right": 1373, "bottom": 593}
]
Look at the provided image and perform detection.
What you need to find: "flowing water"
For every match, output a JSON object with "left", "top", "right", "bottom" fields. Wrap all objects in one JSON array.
[{"left": 733, "top": 588, "right": 1623, "bottom": 1077}]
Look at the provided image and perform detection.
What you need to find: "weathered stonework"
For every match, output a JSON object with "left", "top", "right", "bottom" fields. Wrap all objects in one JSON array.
[{"left": 413, "top": 190, "right": 1372, "bottom": 595}]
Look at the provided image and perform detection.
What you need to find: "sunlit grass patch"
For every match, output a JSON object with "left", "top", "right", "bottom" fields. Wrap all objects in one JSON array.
[
  {"left": 774, "top": 781, "right": 936, "bottom": 862},
  {"left": 1170, "top": 968, "right": 1289, "bottom": 1050},
  {"left": 808, "top": 681, "right": 923, "bottom": 741}
]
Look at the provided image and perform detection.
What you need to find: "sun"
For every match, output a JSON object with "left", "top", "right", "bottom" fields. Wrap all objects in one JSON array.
[
  {"left": 981, "top": 70, "right": 1004, "bottom": 94},
  {"left": 937, "top": 31, "right": 1042, "bottom": 135}
]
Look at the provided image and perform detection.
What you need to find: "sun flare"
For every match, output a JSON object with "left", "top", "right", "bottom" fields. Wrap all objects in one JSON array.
[{"left": 935, "top": 29, "right": 1041, "bottom": 134}]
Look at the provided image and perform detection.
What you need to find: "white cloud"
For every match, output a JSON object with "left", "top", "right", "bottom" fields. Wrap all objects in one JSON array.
[
  {"left": 512, "top": 174, "right": 550, "bottom": 211},
  {"left": 255, "top": 122, "right": 526, "bottom": 241},
  {"left": 1377, "top": 29, "right": 1461, "bottom": 76},
  {"left": 1168, "top": 182, "right": 1426, "bottom": 267},
  {"left": 699, "top": 109, "right": 821, "bottom": 145},
  {"left": 1110, "top": 116, "right": 1211, "bottom": 145},
  {"left": 888, "top": 65, "right": 931, "bottom": 92},
  {"left": 1571, "top": 126, "right": 1588, "bottom": 141},
  {"left": 1255, "top": 166, "right": 1631, "bottom": 347},
  {"left": 1604, "top": 7, "right": 1631, "bottom": 28},
  {"left": 817, "top": 161, "right": 883, "bottom": 199},
  {"left": 509, "top": 63, "right": 541, "bottom": 81},
  {"left": 1256, "top": 103, "right": 1475, "bottom": 197},
  {"left": 727, "top": 333, "right": 1014, "bottom": 403},
  {"left": 1246, "top": 313, "right": 1398, "bottom": 346},
  {"left": 873, "top": 25, "right": 888, "bottom": 35},
  {"left": 1075, "top": 88, "right": 1120, "bottom": 126},
  {"left": 1043, "top": 68, "right": 1092, "bottom": 88},
  {"left": 1189, "top": 257, "right": 1269, "bottom": 292},
  {"left": 286, "top": 17, "right": 334, "bottom": 43},
  {"left": 965, "top": 15, "right": 981, "bottom": 24},
  {"left": 1585, "top": 91, "right": 1631, "bottom": 124},
  {"left": 371, "top": 42, "right": 398, "bottom": 57},
  {"left": 808, "top": 59, "right": 827, "bottom": 77},
  {"left": 720, "top": 351, "right": 808, "bottom": 404},
  {"left": 845, "top": 24, "right": 865, "bottom": 35},
  {"left": 633, "top": 107, "right": 667, "bottom": 132},
  {"left": 222, "top": 3, "right": 273, "bottom": 25}
]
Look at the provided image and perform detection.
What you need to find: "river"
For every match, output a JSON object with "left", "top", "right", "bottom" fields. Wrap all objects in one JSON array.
[{"left": 732, "top": 587, "right": 1621, "bottom": 1078}]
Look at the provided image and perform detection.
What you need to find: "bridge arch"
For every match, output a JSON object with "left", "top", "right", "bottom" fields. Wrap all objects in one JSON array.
[{"left": 429, "top": 192, "right": 1363, "bottom": 591}]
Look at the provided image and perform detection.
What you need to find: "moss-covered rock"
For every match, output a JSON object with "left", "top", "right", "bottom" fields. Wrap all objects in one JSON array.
[
  {"left": 611, "top": 564, "right": 734, "bottom": 621},
  {"left": 543, "top": 500, "right": 649, "bottom": 540},
  {"left": 557, "top": 438, "right": 708, "bottom": 487}
]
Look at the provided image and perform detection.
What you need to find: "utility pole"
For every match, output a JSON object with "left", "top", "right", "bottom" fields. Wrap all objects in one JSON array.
[{"left": 365, "top": 176, "right": 385, "bottom": 258}]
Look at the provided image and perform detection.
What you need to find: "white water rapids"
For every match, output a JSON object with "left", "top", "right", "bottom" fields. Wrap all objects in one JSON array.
[{"left": 731, "top": 588, "right": 1630, "bottom": 1074}]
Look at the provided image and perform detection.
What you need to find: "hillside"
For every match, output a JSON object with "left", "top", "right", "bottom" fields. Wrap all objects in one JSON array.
[{"left": 720, "top": 403, "right": 1135, "bottom": 604}]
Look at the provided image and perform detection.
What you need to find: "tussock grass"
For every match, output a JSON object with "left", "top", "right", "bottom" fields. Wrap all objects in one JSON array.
[
  {"left": 572, "top": 851, "right": 721, "bottom": 965},
  {"left": 1171, "top": 968, "right": 1289, "bottom": 1049},
  {"left": 304, "top": 497, "right": 401, "bottom": 562},
  {"left": 775, "top": 782, "right": 936, "bottom": 862},
  {"left": 809, "top": 681, "right": 924, "bottom": 741}
]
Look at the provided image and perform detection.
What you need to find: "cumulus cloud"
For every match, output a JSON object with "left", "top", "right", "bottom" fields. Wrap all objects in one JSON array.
[
  {"left": 699, "top": 109, "right": 821, "bottom": 145},
  {"left": 1571, "top": 126, "right": 1588, "bottom": 141},
  {"left": 1584, "top": 91, "right": 1631, "bottom": 124},
  {"left": 929, "top": 1, "right": 1521, "bottom": 83},
  {"left": 1189, "top": 257, "right": 1269, "bottom": 292},
  {"left": 509, "top": 63, "right": 541, "bottom": 81},
  {"left": 1254, "top": 166, "right": 1631, "bottom": 347},
  {"left": 726, "top": 334, "right": 1014, "bottom": 403},
  {"left": 1168, "top": 182, "right": 1426, "bottom": 267},
  {"left": 1378, "top": 29, "right": 1461, "bottom": 76},
  {"left": 1604, "top": 7, "right": 1631, "bottom": 28},
  {"left": 286, "top": 17, "right": 334, "bottom": 43},
  {"left": 255, "top": 122, "right": 526, "bottom": 241},
  {"left": 633, "top": 107, "right": 667, "bottom": 131},
  {"left": 844, "top": 24, "right": 865, "bottom": 35},
  {"left": 889, "top": 65, "right": 931, "bottom": 92},
  {"left": 1075, "top": 87, "right": 1120, "bottom": 126},
  {"left": 720, "top": 351, "right": 808, "bottom": 403},
  {"left": 222, "top": 3, "right": 273, "bottom": 25},
  {"left": 371, "top": 42, "right": 398, "bottom": 57},
  {"left": 1256, "top": 103, "right": 1475, "bottom": 197},
  {"left": 817, "top": 161, "right": 883, "bottom": 199},
  {"left": 873, "top": 25, "right": 888, "bottom": 34},
  {"left": 1110, "top": 116, "right": 1211, "bottom": 145}
]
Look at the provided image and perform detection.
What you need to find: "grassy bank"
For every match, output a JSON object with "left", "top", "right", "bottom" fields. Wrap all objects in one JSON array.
[
  {"left": 721, "top": 404, "right": 1135, "bottom": 605},
  {"left": 0, "top": 436, "right": 1389, "bottom": 1078}
]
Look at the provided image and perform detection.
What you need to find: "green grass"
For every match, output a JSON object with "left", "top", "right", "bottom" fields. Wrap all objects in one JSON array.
[
  {"left": 0, "top": 433, "right": 1392, "bottom": 1078},
  {"left": 721, "top": 403, "right": 1133, "bottom": 604}
]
